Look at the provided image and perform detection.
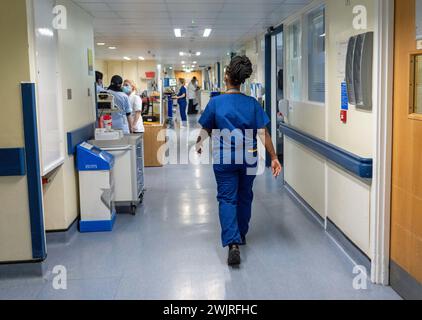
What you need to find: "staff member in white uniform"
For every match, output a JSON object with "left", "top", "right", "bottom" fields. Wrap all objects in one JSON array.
[
  {"left": 187, "top": 76, "right": 199, "bottom": 115},
  {"left": 123, "top": 80, "right": 145, "bottom": 133}
]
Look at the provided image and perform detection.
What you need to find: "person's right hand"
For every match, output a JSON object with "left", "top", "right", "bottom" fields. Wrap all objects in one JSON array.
[{"left": 271, "top": 159, "right": 282, "bottom": 178}]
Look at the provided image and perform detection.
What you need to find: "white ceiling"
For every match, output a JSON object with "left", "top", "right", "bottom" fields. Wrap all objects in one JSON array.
[{"left": 73, "top": 0, "right": 311, "bottom": 67}]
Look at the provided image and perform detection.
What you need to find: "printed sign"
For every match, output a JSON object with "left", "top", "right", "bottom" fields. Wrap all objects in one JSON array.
[{"left": 341, "top": 82, "right": 349, "bottom": 110}]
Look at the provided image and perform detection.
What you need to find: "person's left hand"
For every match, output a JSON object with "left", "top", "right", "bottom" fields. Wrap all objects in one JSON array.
[{"left": 271, "top": 159, "right": 282, "bottom": 178}]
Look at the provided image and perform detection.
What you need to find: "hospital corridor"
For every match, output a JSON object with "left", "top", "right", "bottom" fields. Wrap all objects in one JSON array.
[{"left": 0, "top": 0, "right": 421, "bottom": 305}]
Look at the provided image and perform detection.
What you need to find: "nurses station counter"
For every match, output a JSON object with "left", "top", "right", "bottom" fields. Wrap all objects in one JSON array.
[{"left": 89, "top": 135, "right": 145, "bottom": 215}]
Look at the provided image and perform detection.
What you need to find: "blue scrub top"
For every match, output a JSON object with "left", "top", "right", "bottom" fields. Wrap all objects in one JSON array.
[
  {"left": 199, "top": 93, "right": 270, "bottom": 165},
  {"left": 178, "top": 86, "right": 187, "bottom": 104},
  {"left": 107, "top": 90, "right": 132, "bottom": 134}
]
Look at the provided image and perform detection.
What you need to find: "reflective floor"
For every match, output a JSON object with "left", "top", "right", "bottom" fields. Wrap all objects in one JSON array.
[{"left": 0, "top": 116, "right": 401, "bottom": 300}]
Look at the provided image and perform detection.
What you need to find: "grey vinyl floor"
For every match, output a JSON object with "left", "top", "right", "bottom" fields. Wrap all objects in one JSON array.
[{"left": 0, "top": 116, "right": 401, "bottom": 300}]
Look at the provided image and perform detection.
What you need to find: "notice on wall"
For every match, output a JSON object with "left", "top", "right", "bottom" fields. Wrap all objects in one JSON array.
[
  {"left": 87, "top": 48, "right": 94, "bottom": 76},
  {"left": 336, "top": 40, "right": 349, "bottom": 80},
  {"left": 341, "top": 82, "right": 349, "bottom": 110}
]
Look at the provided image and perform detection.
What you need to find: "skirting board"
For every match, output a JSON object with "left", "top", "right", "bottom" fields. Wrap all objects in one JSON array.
[
  {"left": 326, "top": 218, "right": 371, "bottom": 273},
  {"left": 0, "top": 260, "right": 46, "bottom": 278},
  {"left": 46, "top": 218, "right": 79, "bottom": 245},
  {"left": 390, "top": 261, "right": 422, "bottom": 300},
  {"left": 284, "top": 182, "right": 371, "bottom": 273}
]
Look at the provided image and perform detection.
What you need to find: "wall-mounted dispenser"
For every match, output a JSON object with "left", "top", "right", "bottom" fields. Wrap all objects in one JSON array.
[{"left": 345, "top": 32, "right": 374, "bottom": 110}]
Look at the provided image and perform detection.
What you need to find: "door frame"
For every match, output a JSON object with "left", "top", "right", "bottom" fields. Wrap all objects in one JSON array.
[
  {"left": 265, "top": 25, "right": 283, "bottom": 166},
  {"left": 370, "top": 0, "right": 395, "bottom": 285}
]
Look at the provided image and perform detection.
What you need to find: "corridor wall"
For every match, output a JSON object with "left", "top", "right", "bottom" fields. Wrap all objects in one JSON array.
[
  {"left": 0, "top": 0, "right": 38, "bottom": 262},
  {"left": 42, "top": 0, "right": 96, "bottom": 231},
  {"left": 282, "top": 0, "right": 375, "bottom": 257},
  {"left": 95, "top": 59, "right": 158, "bottom": 92}
]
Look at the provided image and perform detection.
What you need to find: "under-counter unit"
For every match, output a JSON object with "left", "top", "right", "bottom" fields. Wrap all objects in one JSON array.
[{"left": 89, "top": 134, "right": 145, "bottom": 214}]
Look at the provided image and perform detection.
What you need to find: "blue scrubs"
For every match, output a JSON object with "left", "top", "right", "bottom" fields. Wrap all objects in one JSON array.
[
  {"left": 199, "top": 93, "right": 270, "bottom": 247},
  {"left": 107, "top": 90, "right": 132, "bottom": 134},
  {"left": 177, "top": 86, "right": 187, "bottom": 122}
]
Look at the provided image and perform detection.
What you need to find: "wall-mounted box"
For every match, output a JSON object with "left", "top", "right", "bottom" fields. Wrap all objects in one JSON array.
[{"left": 345, "top": 32, "right": 374, "bottom": 110}]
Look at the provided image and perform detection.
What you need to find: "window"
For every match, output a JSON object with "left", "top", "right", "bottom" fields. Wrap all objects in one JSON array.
[
  {"left": 287, "top": 21, "right": 302, "bottom": 101},
  {"left": 411, "top": 54, "right": 422, "bottom": 114},
  {"left": 307, "top": 6, "right": 326, "bottom": 102}
]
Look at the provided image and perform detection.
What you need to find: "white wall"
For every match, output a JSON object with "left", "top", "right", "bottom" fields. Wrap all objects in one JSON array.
[
  {"left": 43, "top": 0, "right": 96, "bottom": 231},
  {"left": 282, "top": 0, "right": 376, "bottom": 256}
]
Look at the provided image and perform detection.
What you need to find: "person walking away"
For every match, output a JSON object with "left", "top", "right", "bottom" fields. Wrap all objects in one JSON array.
[{"left": 196, "top": 56, "right": 282, "bottom": 266}]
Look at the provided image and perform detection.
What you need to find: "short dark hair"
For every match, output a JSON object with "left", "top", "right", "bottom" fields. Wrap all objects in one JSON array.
[
  {"left": 226, "top": 56, "right": 253, "bottom": 86},
  {"left": 109, "top": 75, "right": 123, "bottom": 92},
  {"left": 96, "top": 71, "right": 103, "bottom": 82}
]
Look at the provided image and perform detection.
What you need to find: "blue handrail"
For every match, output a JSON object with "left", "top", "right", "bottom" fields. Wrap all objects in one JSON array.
[
  {"left": 67, "top": 123, "right": 96, "bottom": 155},
  {"left": 280, "top": 123, "right": 373, "bottom": 179},
  {"left": 0, "top": 148, "right": 26, "bottom": 176}
]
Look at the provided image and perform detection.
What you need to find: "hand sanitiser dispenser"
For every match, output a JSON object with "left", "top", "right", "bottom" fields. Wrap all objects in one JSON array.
[{"left": 345, "top": 32, "right": 374, "bottom": 110}]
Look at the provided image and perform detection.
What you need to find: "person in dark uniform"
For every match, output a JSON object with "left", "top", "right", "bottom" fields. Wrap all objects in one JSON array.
[{"left": 196, "top": 56, "right": 282, "bottom": 266}]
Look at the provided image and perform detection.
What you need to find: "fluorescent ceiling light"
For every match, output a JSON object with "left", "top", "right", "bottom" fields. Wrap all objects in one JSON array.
[
  {"left": 108, "top": 46, "right": 117, "bottom": 50},
  {"left": 179, "top": 52, "right": 184, "bottom": 56},
  {"left": 174, "top": 28, "right": 182, "bottom": 37},
  {"left": 203, "top": 28, "right": 212, "bottom": 37},
  {"left": 138, "top": 56, "right": 145, "bottom": 60},
  {"left": 37, "top": 28, "right": 54, "bottom": 37},
  {"left": 196, "top": 52, "right": 201, "bottom": 56},
  {"left": 193, "top": 61, "right": 197, "bottom": 64},
  {"left": 181, "top": 61, "right": 185, "bottom": 64},
  {"left": 124, "top": 57, "right": 131, "bottom": 61},
  {"left": 97, "top": 42, "right": 105, "bottom": 46}
]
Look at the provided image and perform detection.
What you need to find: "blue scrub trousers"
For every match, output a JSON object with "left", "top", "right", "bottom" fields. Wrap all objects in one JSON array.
[
  {"left": 214, "top": 164, "right": 256, "bottom": 247},
  {"left": 179, "top": 101, "right": 187, "bottom": 122}
]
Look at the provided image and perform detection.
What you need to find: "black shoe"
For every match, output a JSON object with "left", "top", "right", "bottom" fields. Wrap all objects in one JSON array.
[{"left": 228, "top": 245, "right": 241, "bottom": 266}]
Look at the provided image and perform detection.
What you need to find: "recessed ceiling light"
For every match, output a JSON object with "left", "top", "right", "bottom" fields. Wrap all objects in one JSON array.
[
  {"left": 108, "top": 46, "right": 117, "bottom": 50},
  {"left": 97, "top": 42, "right": 105, "bottom": 46},
  {"left": 138, "top": 56, "right": 145, "bottom": 60},
  {"left": 193, "top": 61, "right": 197, "bottom": 64},
  {"left": 181, "top": 61, "right": 185, "bottom": 64},
  {"left": 196, "top": 52, "right": 201, "bottom": 56},
  {"left": 203, "top": 29, "right": 212, "bottom": 37},
  {"left": 169, "top": 67, "right": 173, "bottom": 70},
  {"left": 124, "top": 57, "right": 131, "bottom": 61},
  {"left": 174, "top": 29, "right": 182, "bottom": 38},
  {"left": 179, "top": 52, "right": 184, "bottom": 56}
]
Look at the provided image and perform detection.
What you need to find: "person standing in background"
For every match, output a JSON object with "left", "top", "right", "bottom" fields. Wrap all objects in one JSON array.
[
  {"left": 188, "top": 76, "right": 199, "bottom": 115},
  {"left": 123, "top": 80, "right": 145, "bottom": 134},
  {"left": 96, "top": 71, "right": 105, "bottom": 93},
  {"left": 174, "top": 78, "right": 188, "bottom": 128},
  {"left": 107, "top": 75, "right": 132, "bottom": 134}
]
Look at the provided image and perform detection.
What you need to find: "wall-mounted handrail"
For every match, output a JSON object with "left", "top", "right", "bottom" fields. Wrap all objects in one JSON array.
[
  {"left": 0, "top": 148, "right": 26, "bottom": 176},
  {"left": 280, "top": 123, "right": 373, "bottom": 179},
  {"left": 67, "top": 123, "right": 96, "bottom": 155}
]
